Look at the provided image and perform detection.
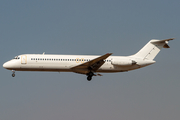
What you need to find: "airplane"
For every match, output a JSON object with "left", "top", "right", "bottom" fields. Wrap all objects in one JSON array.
[{"left": 3, "top": 38, "right": 174, "bottom": 81}]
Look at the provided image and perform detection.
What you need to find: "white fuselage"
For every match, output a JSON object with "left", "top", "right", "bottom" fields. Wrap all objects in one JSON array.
[{"left": 3, "top": 54, "right": 155, "bottom": 73}]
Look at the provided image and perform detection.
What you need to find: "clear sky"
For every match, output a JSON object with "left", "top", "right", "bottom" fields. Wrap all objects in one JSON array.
[{"left": 0, "top": 0, "right": 180, "bottom": 120}]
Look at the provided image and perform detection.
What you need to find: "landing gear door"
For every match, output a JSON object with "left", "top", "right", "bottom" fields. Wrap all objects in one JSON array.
[{"left": 21, "top": 55, "right": 27, "bottom": 64}]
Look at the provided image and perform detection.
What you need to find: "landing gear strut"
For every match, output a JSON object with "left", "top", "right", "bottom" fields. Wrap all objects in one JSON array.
[
  {"left": 12, "top": 70, "right": 15, "bottom": 77},
  {"left": 87, "top": 72, "right": 94, "bottom": 81}
]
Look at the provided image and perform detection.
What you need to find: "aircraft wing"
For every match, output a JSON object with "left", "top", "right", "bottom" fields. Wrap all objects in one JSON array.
[{"left": 71, "top": 53, "right": 112, "bottom": 74}]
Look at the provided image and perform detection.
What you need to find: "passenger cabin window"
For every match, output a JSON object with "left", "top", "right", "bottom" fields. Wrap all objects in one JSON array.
[{"left": 30, "top": 57, "right": 86, "bottom": 62}]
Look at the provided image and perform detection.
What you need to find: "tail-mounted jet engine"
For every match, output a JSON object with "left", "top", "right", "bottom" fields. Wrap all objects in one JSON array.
[{"left": 111, "top": 58, "right": 137, "bottom": 66}]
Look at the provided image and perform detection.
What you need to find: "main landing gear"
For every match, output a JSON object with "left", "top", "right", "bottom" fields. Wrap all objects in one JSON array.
[
  {"left": 12, "top": 70, "right": 15, "bottom": 77},
  {"left": 86, "top": 72, "right": 94, "bottom": 81}
]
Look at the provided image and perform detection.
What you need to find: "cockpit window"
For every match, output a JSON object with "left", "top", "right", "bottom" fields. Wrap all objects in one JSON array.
[{"left": 13, "top": 56, "right": 20, "bottom": 59}]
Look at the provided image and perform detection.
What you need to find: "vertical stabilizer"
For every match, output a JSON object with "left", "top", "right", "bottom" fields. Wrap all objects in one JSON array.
[{"left": 133, "top": 38, "right": 174, "bottom": 60}]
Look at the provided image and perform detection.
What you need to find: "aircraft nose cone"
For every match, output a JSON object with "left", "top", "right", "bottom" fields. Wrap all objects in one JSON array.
[
  {"left": 3, "top": 62, "right": 8, "bottom": 68},
  {"left": 3, "top": 62, "right": 11, "bottom": 69}
]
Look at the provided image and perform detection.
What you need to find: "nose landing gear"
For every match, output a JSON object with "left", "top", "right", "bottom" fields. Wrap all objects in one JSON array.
[{"left": 12, "top": 70, "right": 15, "bottom": 77}]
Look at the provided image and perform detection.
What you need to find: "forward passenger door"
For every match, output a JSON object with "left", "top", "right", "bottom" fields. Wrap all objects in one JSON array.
[{"left": 21, "top": 55, "right": 27, "bottom": 64}]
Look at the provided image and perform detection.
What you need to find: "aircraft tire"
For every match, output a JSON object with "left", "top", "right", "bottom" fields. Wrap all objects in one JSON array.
[
  {"left": 87, "top": 76, "right": 92, "bottom": 81},
  {"left": 12, "top": 73, "right": 15, "bottom": 77}
]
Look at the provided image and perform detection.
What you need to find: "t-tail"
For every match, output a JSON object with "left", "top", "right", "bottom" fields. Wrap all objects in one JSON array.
[{"left": 132, "top": 38, "right": 174, "bottom": 60}]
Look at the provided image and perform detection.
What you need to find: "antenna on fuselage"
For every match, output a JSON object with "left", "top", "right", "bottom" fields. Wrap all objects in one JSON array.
[{"left": 43, "top": 52, "right": 45, "bottom": 55}]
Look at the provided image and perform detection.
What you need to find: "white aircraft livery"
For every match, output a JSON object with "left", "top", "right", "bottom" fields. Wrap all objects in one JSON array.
[{"left": 3, "top": 38, "right": 174, "bottom": 81}]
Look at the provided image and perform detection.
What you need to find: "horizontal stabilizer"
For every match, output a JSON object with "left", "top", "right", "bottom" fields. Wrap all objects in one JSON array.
[
  {"left": 151, "top": 38, "right": 174, "bottom": 48},
  {"left": 150, "top": 38, "right": 174, "bottom": 43}
]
